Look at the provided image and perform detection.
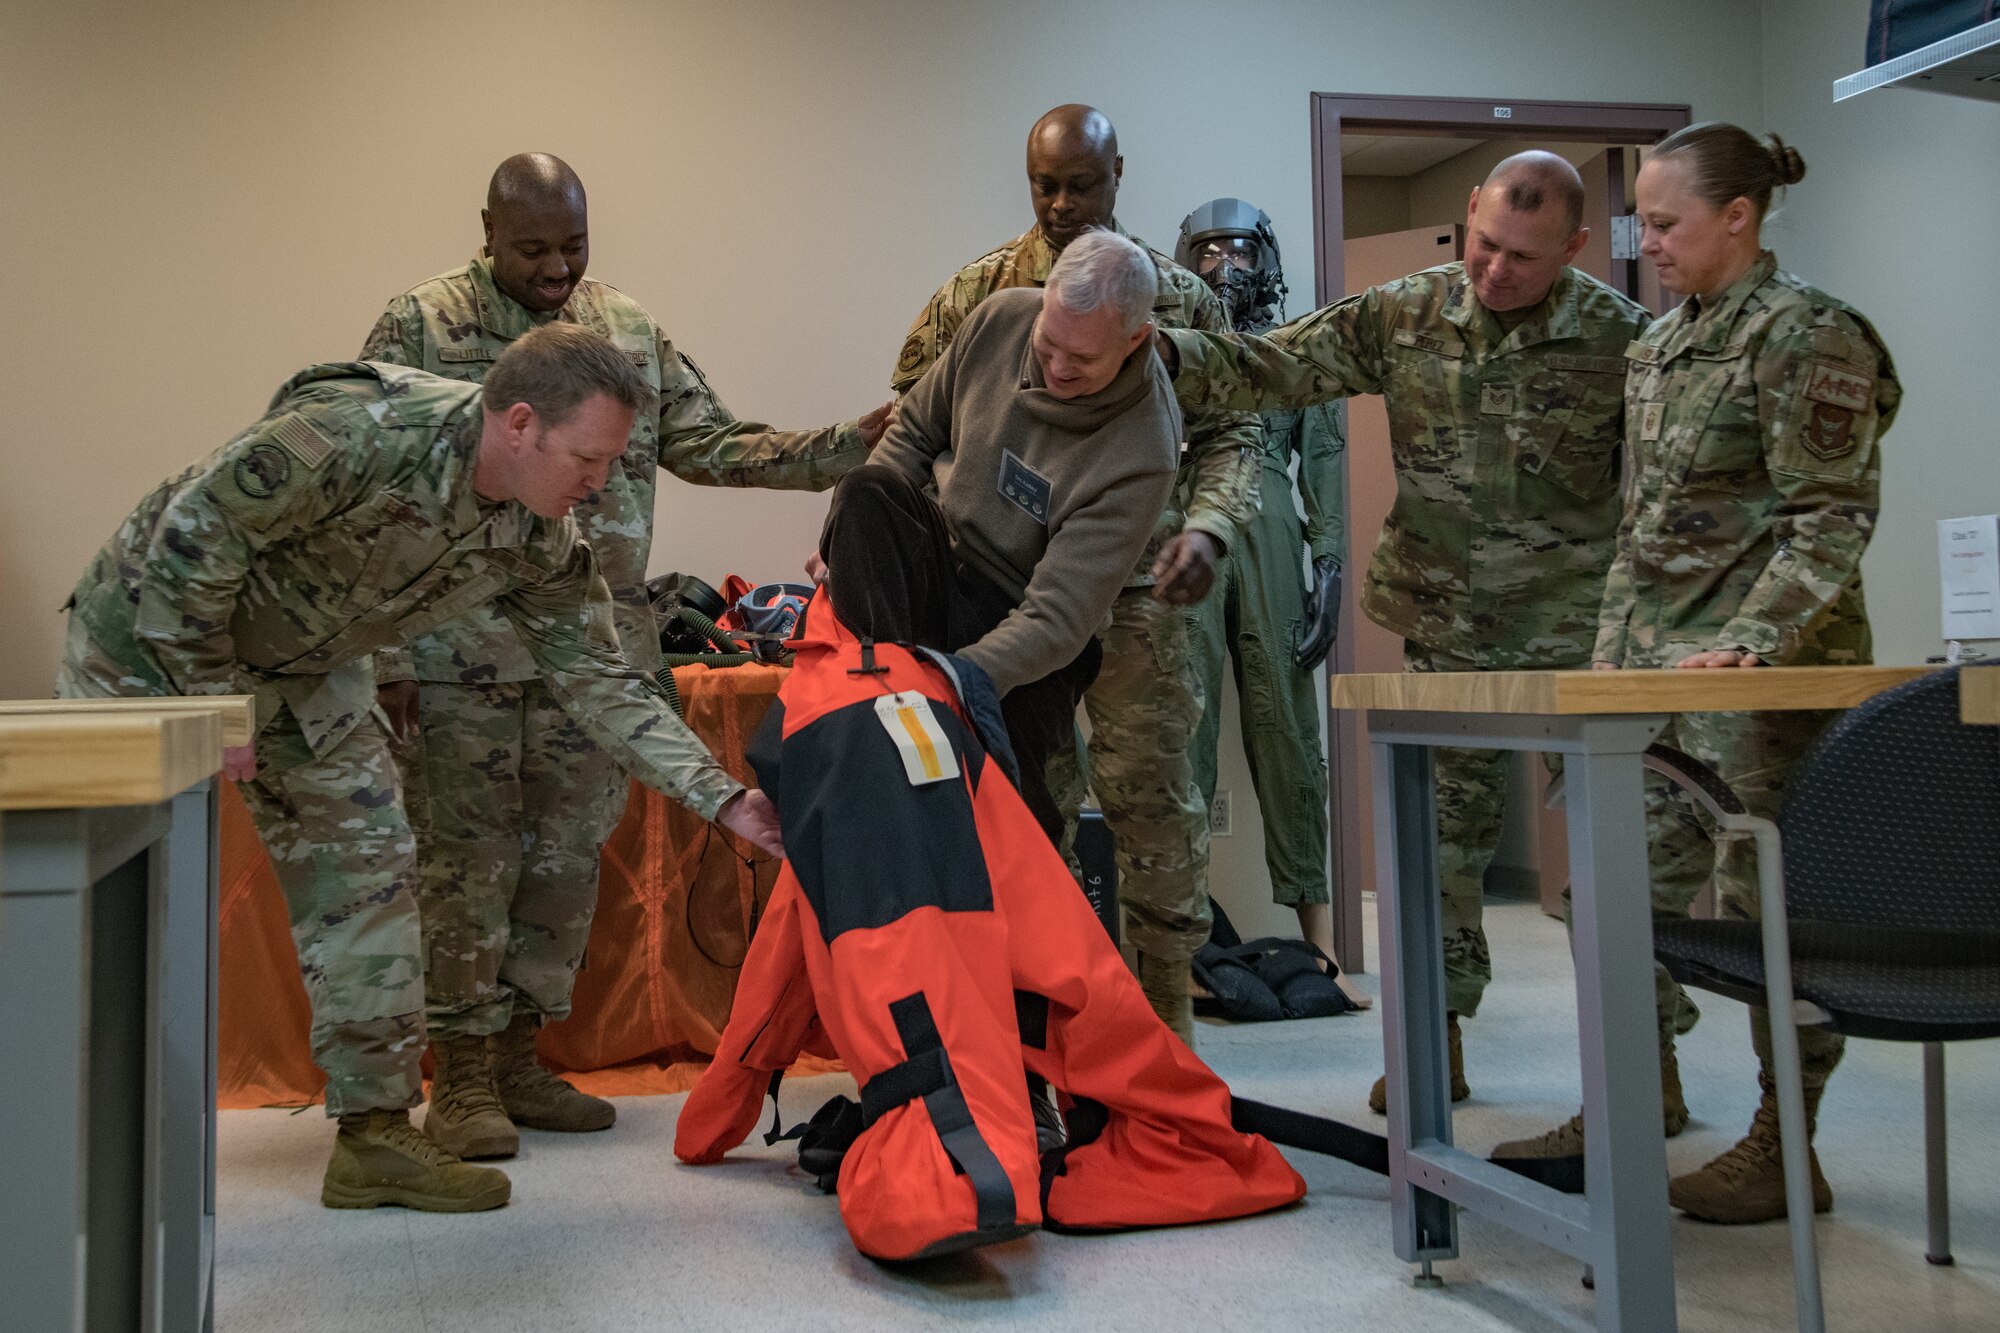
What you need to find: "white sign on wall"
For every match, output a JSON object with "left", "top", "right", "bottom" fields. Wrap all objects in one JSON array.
[{"left": 1938, "top": 514, "right": 2000, "bottom": 641}]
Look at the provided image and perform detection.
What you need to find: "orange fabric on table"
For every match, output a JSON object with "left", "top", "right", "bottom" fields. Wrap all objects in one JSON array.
[{"left": 215, "top": 662, "right": 834, "bottom": 1110}]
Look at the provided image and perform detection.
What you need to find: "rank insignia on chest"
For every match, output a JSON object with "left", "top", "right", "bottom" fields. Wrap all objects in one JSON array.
[
  {"left": 1640, "top": 401, "right": 1665, "bottom": 442},
  {"left": 1479, "top": 384, "right": 1516, "bottom": 417},
  {"left": 874, "top": 692, "right": 962, "bottom": 786},
  {"left": 999, "top": 449, "right": 1052, "bottom": 525}
]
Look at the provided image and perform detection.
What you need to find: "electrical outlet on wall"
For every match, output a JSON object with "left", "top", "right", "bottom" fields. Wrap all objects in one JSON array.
[{"left": 1209, "top": 789, "right": 1232, "bottom": 837}]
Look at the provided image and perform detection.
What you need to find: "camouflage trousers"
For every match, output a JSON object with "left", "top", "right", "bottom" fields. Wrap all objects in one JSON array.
[
  {"left": 1051, "top": 588, "right": 1212, "bottom": 963},
  {"left": 1639, "top": 707, "right": 1846, "bottom": 1083},
  {"left": 1402, "top": 645, "right": 1529, "bottom": 1018},
  {"left": 1185, "top": 466, "right": 1331, "bottom": 908},
  {"left": 58, "top": 623, "right": 427, "bottom": 1117},
  {"left": 394, "top": 678, "right": 626, "bottom": 1040}
]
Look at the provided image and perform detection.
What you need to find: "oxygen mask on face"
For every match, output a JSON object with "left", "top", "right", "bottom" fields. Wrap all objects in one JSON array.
[{"left": 1191, "top": 238, "right": 1281, "bottom": 329}]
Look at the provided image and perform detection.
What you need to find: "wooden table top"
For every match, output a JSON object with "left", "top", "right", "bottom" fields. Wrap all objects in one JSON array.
[
  {"left": 0, "top": 695, "right": 256, "bottom": 748},
  {"left": 1964, "top": 667, "right": 2000, "bottom": 725},
  {"left": 1328, "top": 666, "right": 1936, "bottom": 716},
  {"left": 0, "top": 708, "right": 225, "bottom": 810}
]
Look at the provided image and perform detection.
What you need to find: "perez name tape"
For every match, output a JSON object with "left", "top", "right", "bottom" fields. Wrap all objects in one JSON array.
[{"left": 874, "top": 692, "right": 961, "bottom": 786}]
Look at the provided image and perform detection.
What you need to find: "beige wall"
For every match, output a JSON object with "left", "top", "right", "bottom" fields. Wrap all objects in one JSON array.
[
  {"left": 0, "top": 0, "right": 1767, "bottom": 707},
  {"left": 2, "top": 0, "right": 1779, "bottom": 939}
]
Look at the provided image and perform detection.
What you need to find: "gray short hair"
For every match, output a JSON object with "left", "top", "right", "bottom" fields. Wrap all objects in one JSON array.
[
  {"left": 1046, "top": 229, "right": 1157, "bottom": 335},
  {"left": 483, "top": 323, "right": 656, "bottom": 427}
]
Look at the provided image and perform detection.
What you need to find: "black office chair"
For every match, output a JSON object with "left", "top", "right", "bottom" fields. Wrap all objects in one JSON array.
[{"left": 1644, "top": 664, "right": 2000, "bottom": 1333}]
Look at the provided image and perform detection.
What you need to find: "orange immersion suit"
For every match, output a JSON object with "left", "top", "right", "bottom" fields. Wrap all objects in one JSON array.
[{"left": 675, "top": 596, "right": 1306, "bottom": 1260}]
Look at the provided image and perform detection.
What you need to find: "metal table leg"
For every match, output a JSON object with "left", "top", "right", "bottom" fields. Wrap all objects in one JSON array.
[
  {"left": 1372, "top": 738, "right": 1458, "bottom": 1271},
  {"left": 159, "top": 780, "right": 219, "bottom": 1333},
  {"left": 1363, "top": 711, "right": 1676, "bottom": 1331},
  {"left": 1565, "top": 739, "right": 1679, "bottom": 1327}
]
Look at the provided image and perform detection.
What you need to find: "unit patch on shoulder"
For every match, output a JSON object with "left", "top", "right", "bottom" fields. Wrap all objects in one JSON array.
[
  {"left": 1803, "top": 361, "right": 1871, "bottom": 414},
  {"left": 874, "top": 692, "right": 962, "bottom": 786},
  {"left": 999, "top": 449, "right": 1052, "bottom": 526},
  {"left": 1802, "top": 401, "right": 1857, "bottom": 460},
  {"left": 267, "top": 411, "right": 337, "bottom": 470},
  {"left": 233, "top": 441, "right": 292, "bottom": 499}
]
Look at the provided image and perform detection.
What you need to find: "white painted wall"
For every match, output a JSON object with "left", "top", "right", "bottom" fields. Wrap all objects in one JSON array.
[{"left": 1759, "top": 0, "right": 1999, "bottom": 667}]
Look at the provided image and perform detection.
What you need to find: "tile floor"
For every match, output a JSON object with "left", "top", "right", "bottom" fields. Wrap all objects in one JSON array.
[{"left": 215, "top": 898, "right": 1998, "bottom": 1331}]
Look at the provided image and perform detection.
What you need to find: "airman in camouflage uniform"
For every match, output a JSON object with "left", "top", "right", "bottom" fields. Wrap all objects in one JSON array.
[
  {"left": 361, "top": 154, "right": 883, "bottom": 1152},
  {"left": 1162, "top": 155, "right": 1652, "bottom": 1093},
  {"left": 1489, "top": 128, "right": 1901, "bottom": 1216},
  {"left": 59, "top": 329, "right": 782, "bottom": 1210},
  {"left": 1597, "top": 245, "right": 1897, "bottom": 1221},
  {"left": 893, "top": 107, "right": 1260, "bottom": 1040}
]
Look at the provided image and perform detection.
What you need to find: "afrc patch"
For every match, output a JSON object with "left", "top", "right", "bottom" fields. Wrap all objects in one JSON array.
[{"left": 999, "top": 449, "right": 1052, "bottom": 526}]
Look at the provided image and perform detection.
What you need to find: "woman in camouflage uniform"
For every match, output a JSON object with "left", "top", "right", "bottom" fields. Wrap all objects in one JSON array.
[{"left": 1595, "top": 123, "right": 1900, "bottom": 1224}]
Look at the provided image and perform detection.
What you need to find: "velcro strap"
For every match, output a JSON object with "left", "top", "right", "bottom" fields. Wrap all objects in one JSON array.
[
  {"left": 859, "top": 1047, "right": 952, "bottom": 1127},
  {"left": 882, "top": 992, "right": 1017, "bottom": 1232}
]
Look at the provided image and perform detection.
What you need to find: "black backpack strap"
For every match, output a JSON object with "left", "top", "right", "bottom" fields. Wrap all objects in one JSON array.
[{"left": 1230, "top": 1096, "right": 1388, "bottom": 1176}]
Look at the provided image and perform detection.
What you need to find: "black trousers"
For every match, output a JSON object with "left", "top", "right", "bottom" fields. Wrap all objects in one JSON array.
[{"left": 819, "top": 465, "right": 1100, "bottom": 844}]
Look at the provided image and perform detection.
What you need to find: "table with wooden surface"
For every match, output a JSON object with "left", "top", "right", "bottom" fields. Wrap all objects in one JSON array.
[
  {"left": 0, "top": 695, "right": 253, "bottom": 1333},
  {"left": 1327, "top": 666, "right": 1933, "bottom": 1333}
]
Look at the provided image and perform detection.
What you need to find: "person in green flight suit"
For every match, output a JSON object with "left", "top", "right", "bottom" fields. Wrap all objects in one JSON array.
[{"left": 1172, "top": 198, "right": 1359, "bottom": 1003}]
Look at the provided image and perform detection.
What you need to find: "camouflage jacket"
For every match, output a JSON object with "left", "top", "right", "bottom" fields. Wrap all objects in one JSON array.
[
  {"left": 1164, "top": 263, "right": 1649, "bottom": 666},
  {"left": 65, "top": 363, "right": 743, "bottom": 819},
  {"left": 891, "top": 222, "right": 1261, "bottom": 585},
  {"left": 1595, "top": 252, "right": 1899, "bottom": 668},
  {"left": 361, "top": 255, "right": 867, "bottom": 680}
]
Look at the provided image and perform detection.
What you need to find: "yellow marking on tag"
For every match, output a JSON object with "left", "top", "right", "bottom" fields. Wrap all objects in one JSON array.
[
  {"left": 873, "top": 692, "right": 961, "bottom": 787},
  {"left": 1640, "top": 401, "right": 1665, "bottom": 442},
  {"left": 896, "top": 705, "right": 943, "bottom": 779}
]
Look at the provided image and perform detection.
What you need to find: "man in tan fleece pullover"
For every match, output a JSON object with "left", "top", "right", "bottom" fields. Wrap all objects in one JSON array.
[{"left": 818, "top": 229, "right": 1180, "bottom": 841}]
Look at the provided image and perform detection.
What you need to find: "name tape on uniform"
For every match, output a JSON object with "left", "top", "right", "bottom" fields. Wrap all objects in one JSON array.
[{"left": 874, "top": 692, "right": 961, "bottom": 786}]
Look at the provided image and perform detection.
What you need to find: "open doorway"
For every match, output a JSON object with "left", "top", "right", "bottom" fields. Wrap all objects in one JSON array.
[{"left": 1310, "top": 94, "right": 1690, "bottom": 975}]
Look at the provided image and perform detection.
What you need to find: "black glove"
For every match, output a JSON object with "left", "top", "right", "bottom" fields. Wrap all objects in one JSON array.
[{"left": 1294, "top": 555, "right": 1341, "bottom": 670}]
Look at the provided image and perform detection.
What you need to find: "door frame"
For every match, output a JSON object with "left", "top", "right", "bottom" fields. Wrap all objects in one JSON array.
[{"left": 1309, "top": 92, "right": 1691, "bottom": 975}]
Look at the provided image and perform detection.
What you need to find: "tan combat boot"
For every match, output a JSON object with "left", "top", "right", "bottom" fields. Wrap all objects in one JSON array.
[
  {"left": 1369, "top": 1013, "right": 1470, "bottom": 1114},
  {"left": 1490, "top": 1038, "right": 1690, "bottom": 1169},
  {"left": 424, "top": 1032, "right": 519, "bottom": 1159},
  {"left": 1138, "top": 952, "right": 1195, "bottom": 1045},
  {"left": 493, "top": 1011, "right": 615, "bottom": 1132},
  {"left": 1670, "top": 1071, "right": 1831, "bottom": 1224},
  {"left": 321, "top": 1109, "right": 511, "bottom": 1212}
]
